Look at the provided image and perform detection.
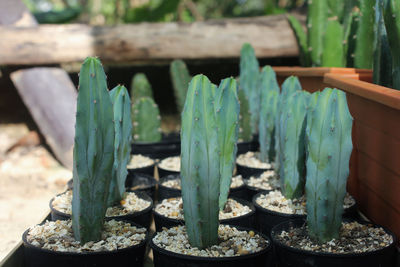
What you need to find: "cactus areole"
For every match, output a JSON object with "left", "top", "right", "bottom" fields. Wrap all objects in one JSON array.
[{"left": 180, "top": 75, "right": 239, "bottom": 249}]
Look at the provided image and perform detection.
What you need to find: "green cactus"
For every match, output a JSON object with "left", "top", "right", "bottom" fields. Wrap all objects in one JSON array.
[
  {"left": 354, "top": 0, "right": 375, "bottom": 69},
  {"left": 215, "top": 78, "right": 240, "bottom": 210},
  {"left": 108, "top": 85, "right": 132, "bottom": 206},
  {"left": 384, "top": 0, "right": 400, "bottom": 90},
  {"left": 322, "top": 19, "right": 345, "bottom": 67},
  {"left": 181, "top": 74, "right": 220, "bottom": 248},
  {"left": 132, "top": 97, "right": 162, "bottom": 143},
  {"left": 274, "top": 76, "right": 302, "bottom": 174},
  {"left": 279, "top": 91, "right": 310, "bottom": 199},
  {"left": 238, "top": 88, "right": 252, "bottom": 142},
  {"left": 307, "top": 0, "right": 328, "bottom": 66},
  {"left": 71, "top": 57, "right": 115, "bottom": 243},
  {"left": 343, "top": 10, "right": 360, "bottom": 68},
  {"left": 287, "top": 15, "right": 311, "bottom": 67},
  {"left": 258, "top": 66, "right": 279, "bottom": 163},
  {"left": 305, "top": 88, "right": 353, "bottom": 242},
  {"left": 130, "top": 73, "right": 153, "bottom": 101},
  {"left": 170, "top": 59, "right": 192, "bottom": 113},
  {"left": 239, "top": 43, "right": 260, "bottom": 134}
]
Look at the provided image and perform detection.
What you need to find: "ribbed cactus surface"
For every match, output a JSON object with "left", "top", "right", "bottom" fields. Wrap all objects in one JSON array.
[
  {"left": 108, "top": 85, "right": 132, "bottom": 206},
  {"left": 181, "top": 74, "right": 220, "bottom": 248},
  {"left": 170, "top": 59, "right": 192, "bottom": 113},
  {"left": 384, "top": 0, "right": 400, "bottom": 90},
  {"left": 322, "top": 19, "right": 345, "bottom": 67},
  {"left": 238, "top": 88, "right": 252, "bottom": 142},
  {"left": 258, "top": 66, "right": 279, "bottom": 163},
  {"left": 287, "top": 15, "right": 311, "bottom": 67},
  {"left": 72, "top": 57, "right": 115, "bottom": 243},
  {"left": 354, "top": 0, "right": 375, "bottom": 69},
  {"left": 132, "top": 97, "right": 162, "bottom": 143},
  {"left": 307, "top": 0, "right": 328, "bottom": 66},
  {"left": 306, "top": 88, "right": 353, "bottom": 242},
  {"left": 130, "top": 73, "right": 153, "bottom": 101}
]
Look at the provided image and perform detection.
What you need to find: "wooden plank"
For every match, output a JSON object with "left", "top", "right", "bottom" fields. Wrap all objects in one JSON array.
[
  {"left": 0, "top": 14, "right": 300, "bottom": 65},
  {"left": 0, "top": 0, "right": 37, "bottom": 26},
  {"left": 10, "top": 68, "right": 77, "bottom": 170}
]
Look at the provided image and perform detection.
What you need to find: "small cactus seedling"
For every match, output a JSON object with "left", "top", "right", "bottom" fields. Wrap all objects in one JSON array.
[
  {"left": 305, "top": 88, "right": 353, "bottom": 242},
  {"left": 108, "top": 85, "right": 132, "bottom": 206},
  {"left": 238, "top": 88, "right": 252, "bottom": 142},
  {"left": 258, "top": 66, "right": 279, "bottom": 163},
  {"left": 72, "top": 57, "right": 115, "bottom": 243},
  {"left": 170, "top": 59, "right": 192, "bottom": 113},
  {"left": 131, "top": 97, "right": 162, "bottom": 143},
  {"left": 130, "top": 73, "right": 153, "bottom": 100}
]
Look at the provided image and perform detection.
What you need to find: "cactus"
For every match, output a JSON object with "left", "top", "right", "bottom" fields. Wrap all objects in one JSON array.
[
  {"left": 307, "top": 0, "right": 328, "bottom": 66},
  {"left": 71, "top": 57, "right": 115, "bottom": 243},
  {"left": 108, "top": 85, "right": 132, "bottom": 206},
  {"left": 274, "top": 76, "right": 302, "bottom": 174},
  {"left": 131, "top": 97, "right": 162, "bottom": 143},
  {"left": 239, "top": 43, "right": 260, "bottom": 134},
  {"left": 305, "top": 88, "right": 353, "bottom": 242},
  {"left": 215, "top": 78, "right": 240, "bottom": 210},
  {"left": 258, "top": 66, "right": 279, "bottom": 163},
  {"left": 343, "top": 10, "right": 360, "bottom": 68},
  {"left": 354, "top": 0, "right": 375, "bottom": 69},
  {"left": 170, "top": 59, "right": 192, "bottom": 113},
  {"left": 287, "top": 15, "right": 311, "bottom": 67},
  {"left": 181, "top": 74, "right": 220, "bottom": 248},
  {"left": 384, "top": 0, "right": 400, "bottom": 90},
  {"left": 130, "top": 73, "right": 153, "bottom": 100},
  {"left": 322, "top": 19, "right": 345, "bottom": 67},
  {"left": 279, "top": 91, "right": 310, "bottom": 199},
  {"left": 238, "top": 88, "right": 252, "bottom": 142}
]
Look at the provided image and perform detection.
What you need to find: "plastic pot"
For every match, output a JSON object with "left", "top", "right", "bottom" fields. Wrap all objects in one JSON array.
[
  {"left": 150, "top": 225, "right": 273, "bottom": 267},
  {"left": 153, "top": 197, "right": 256, "bottom": 232},
  {"left": 131, "top": 132, "right": 180, "bottom": 160},
  {"left": 127, "top": 162, "right": 155, "bottom": 177},
  {"left": 237, "top": 140, "right": 256, "bottom": 155},
  {"left": 50, "top": 191, "right": 154, "bottom": 229},
  {"left": 244, "top": 181, "right": 272, "bottom": 202},
  {"left": 236, "top": 162, "right": 271, "bottom": 179},
  {"left": 22, "top": 221, "right": 147, "bottom": 267},
  {"left": 157, "top": 156, "right": 180, "bottom": 178},
  {"left": 125, "top": 172, "right": 157, "bottom": 200},
  {"left": 271, "top": 219, "right": 397, "bottom": 267},
  {"left": 158, "top": 174, "right": 181, "bottom": 200}
]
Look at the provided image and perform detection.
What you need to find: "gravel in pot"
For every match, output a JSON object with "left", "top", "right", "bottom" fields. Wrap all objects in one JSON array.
[
  {"left": 127, "top": 154, "right": 156, "bottom": 177},
  {"left": 244, "top": 170, "right": 280, "bottom": 200},
  {"left": 125, "top": 172, "right": 157, "bottom": 200},
  {"left": 236, "top": 152, "right": 273, "bottom": 179},
  {"left": 157, "top": 155, "right": 181, "bottom": 177}
]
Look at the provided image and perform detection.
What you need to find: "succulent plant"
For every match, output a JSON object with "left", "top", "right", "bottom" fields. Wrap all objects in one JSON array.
[
  {"left": 239, "top": 43, "right": 260, "bottom": 134},
  {"left": 238, "top": 88, "right": 252, "bottom": 142},
  {"left": 307, "top": 0, "right": 328, "bottom": 67},
  {"left": 130, "top": 73, "right": 153, "bottom": 101},
  {"left": 170, "top": 59, "right": 192, "bottom": 113},
  {"left": 131, "top": 97, "right": 162, "bottom": 143},
  {"left": 258, "top": 66, "right": 279, "bottom": 163},
  {"left": 108, "top": 85, "right": 132, "bottom": 206},
  {"left": 72, "top": 57, "right": 115, "bottom": 243},
  {"left": 354, "top": 0, "right": 375, "bottom": 69},
  {"left": 180, "top": 74, "right": 239, "bottom": 248},
  {"left": 305, "top": 88, "right": 353, "bottom": 242}
]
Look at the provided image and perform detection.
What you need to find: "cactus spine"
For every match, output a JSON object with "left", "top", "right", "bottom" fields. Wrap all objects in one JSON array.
[
  {"left": 181, "top": 74, "right": 220, "bottom": 248},
  {"left": 170, "top": 59, "right": 192, "bottom": 113},
  {"left": 258, "top": 66, "right": 279, "bottom": 163},
  {"left": 384, "top": 0, "right": 400, "bottom": 90},
  {"left": 239, "top": 43, "right": 260, "bottom": 134},
  {"left": 238, "top": 88, "right": 252, "bottom": 142},
  {"left": 108, "top": 85, "right": 132, "bottom": 206},
  {"left": 306, "top": 88, "right": 353, "bottom": 242},
  {"left": 130, "top": 73, "right": 153, "bottom": 100},
  {"left": 132, "top": 97, "right": 162, "bottom": 142},
  {"left": 354, "top": 0, "right": 375, "bottom": 69},
  {"left": 215, "top": 78, "right": 240, "bottom": 210},
  {"left": 72, "top": 57, "right": 115, "bottom": 243}
]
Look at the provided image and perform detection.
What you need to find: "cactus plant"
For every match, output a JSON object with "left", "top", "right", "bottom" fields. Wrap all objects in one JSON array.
[
  {"left": 258, "top": 66, "right": 279, "bottom": 163},
  {"left": 71, "top": 57, "right": 115, "bottom": 243},
  {"left": 108, "top": 85, "right": 132, "bottom": 206},
  {"left": 131, "top": 97, "right": 162, "bottom": 143},
  {"left": 170, "top": 59, "right": 192, "bottom": 113},
  {"left": 130, "top": 73, "right": 153, "bottom": 100},
  {"left": 180, "top": 74, "right": 239, "bottom": 248},
  {"left": 322, "top": 19, "right": 345, "bottom": 67},
  {"left": 238, "top": 88, "right": 252, "bottom": 142},
  {"left": 239, "top": 43, "right": 260, "bottom": 134},
  {"left": 307, "top": 0, "right": 328, "bottom": 67},
  {"left": 305, "top": 88, "right": 353, "bottom": 242},
  {"left": 279, "top": 91, "right": 310, "bottom": 199},
  {"left": 354, "top": 0, "right": 375, "bottom": 69}
]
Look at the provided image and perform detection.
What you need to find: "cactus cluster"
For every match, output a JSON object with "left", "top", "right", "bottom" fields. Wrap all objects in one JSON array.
[
  {"left": 132, "top": 97, "right": 162, "bottom": 142},
  {"left": 72, "top": 57, "right": 133, "bottom": 243},
  {"left": 170, "top": 59, "right": 192, "bottom": 113},
  {"left": 181, "top": 74, "right": 239, "bottom": 249}
]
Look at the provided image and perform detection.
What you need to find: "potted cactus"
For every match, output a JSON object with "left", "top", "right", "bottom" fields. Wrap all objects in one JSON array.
[
  {"left": 150, "top": 74, "right": 272, "bottom": 267},
  {"left": 22, "top": 57, "right": 148, "bottom": 267},
  {"left": 270, "top": 88, "right": 397, "bottom": 267}
]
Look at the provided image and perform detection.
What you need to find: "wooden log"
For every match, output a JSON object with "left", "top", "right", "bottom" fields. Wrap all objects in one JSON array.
[
  {"left": 0, "top": 0, "right": 37, "bottom": 26},
  {"left": 0, "top": 14, "right": 300, "bottom": 65},
  {"left": 10, "top": 68, "right": 77, "bottom": 170}
]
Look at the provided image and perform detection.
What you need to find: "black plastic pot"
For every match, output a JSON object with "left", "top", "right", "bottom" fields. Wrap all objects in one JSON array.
[
  {"left": 150, "top": 225, "right": 273, "bottom": 267},
  {"left": 236, "top": 162, "right": 271, "bottom": 179},
  {"left": 127, "top": 162, "right": 155, "bottom": 177},
  {"left": 237, "top": 140, "right": 256, "bottom": 155},
  {"left": 157, "top": 157, "right": 180, "bottom": 178},
  {"left": 271, "top": 219, "right": 397, "bottom": 267},
  {"left": 158, "top": 174, "right": 181, "bottom": 200},
  {"left": 153, "top": 197, "right": 256, "bottom": 232},
  {"left": 50, "top": 191, "right": 154, "bottom": 229},
  {"left": 131, "top": 132, "right": 180, "bottom": 159},
  {"left": 125, "top": 172, "right": 157, "bottom": 200},
  {"left": 22, "top": 221, "right": 147, "bottom": 267},
  {"left": 253, "top": 192, "right": 360, "bottom": 237},
  {"left": 244, "top": 181, "right": 272, "bottom": 202}
]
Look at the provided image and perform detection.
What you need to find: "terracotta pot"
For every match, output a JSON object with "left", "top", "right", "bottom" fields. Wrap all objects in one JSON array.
[
  {"left": 273, "top": 67, "right": 372, "bottom": 92},
  {"left": 324, "top": 73, "right": 400, "bottom": 242}
]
